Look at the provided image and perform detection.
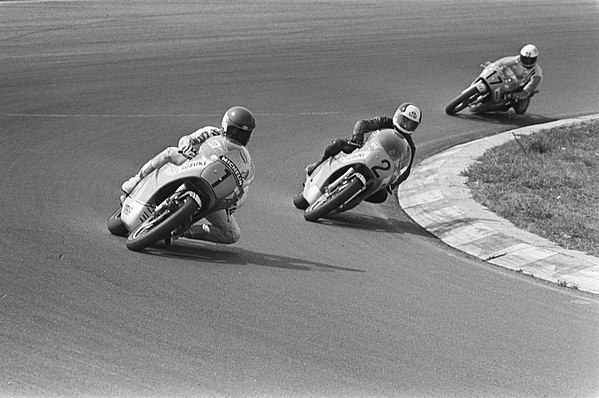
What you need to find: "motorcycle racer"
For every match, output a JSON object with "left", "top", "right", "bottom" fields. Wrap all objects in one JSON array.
[
  {"left": 477, "top": 44, "right": 543, "bottom": 114},
  {"left": 120, "top": 106, "right": 256, "bottom": 244},
  {"left": 305, "top": 102, "right": 421, "bottom": 203}
]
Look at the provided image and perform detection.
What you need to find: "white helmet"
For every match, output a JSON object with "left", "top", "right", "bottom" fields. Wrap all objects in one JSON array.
[
  {"left": 393, "top": 102, "right": 422, "bottom": 135},
  {"left": 519, "top": 44, "right": 538, "bottom": 69}
]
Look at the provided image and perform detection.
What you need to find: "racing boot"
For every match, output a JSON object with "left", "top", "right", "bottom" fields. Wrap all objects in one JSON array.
[
  {"left": 169, "top": 225, "right": 191, "bottom": 240},
  {"left": 512, "top": 97, "right": 530, "bottom": 115}
]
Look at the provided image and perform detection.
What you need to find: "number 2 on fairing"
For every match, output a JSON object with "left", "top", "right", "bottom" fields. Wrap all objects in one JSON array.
[{"left": 371, "top": 159, "right": 391, "bottom": 178}]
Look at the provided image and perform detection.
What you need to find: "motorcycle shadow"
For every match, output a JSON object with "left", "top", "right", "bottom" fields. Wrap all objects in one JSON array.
[
  {"left": 451, "top": 111, "right": 557, "bottom": 127},
  {"left": 142, "top": 243, "right": 365, "bottom": 273},
  {"left": 314, "top": 211, "right": 431, "bottom": 237}
]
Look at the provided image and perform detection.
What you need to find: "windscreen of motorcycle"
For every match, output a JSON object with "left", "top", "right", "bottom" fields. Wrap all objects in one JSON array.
[{"left": 366, "top": 129, "right": 409, "bottom": 163}]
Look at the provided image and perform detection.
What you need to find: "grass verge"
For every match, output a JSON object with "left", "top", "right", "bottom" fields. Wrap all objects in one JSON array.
[{"left": 462, "top": 119, "right": 599, "bottom": 257}]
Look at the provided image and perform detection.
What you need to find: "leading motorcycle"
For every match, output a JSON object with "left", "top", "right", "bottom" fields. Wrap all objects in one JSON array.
[
  {"left": 445, "top": 61, "right": 536, "bottom": 115},
  {"left": 293, "top": 129, "right": 410, "bottom": 222},
  {"left": 107, "top": 139, "right": 244, "bottom": 252}
]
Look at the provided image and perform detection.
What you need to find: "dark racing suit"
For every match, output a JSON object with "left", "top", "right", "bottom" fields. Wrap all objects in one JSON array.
[{"left": 312, "top": 116, "right": 416, "bottom": 203}]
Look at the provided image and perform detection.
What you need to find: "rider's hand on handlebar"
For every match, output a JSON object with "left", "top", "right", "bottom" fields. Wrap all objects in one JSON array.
[
  {"left": 349, "top": 136, "right": 361, "bottom": 146},
  {"left": 508, "top": 91, "right": 529, "bottom": 101}
]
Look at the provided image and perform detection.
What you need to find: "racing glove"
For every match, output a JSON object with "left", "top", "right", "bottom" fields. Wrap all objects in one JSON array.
[
  {"left": 508, "top": 91, "right": 529, "bottom": 101},
  {"left": 350, "top": 135, "right": 363, "bottom": 146}
]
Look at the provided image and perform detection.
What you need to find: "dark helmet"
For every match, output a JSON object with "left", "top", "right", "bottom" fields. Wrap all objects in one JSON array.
[
  {"left": 221, "top": 106, "right": 256, "bottom": 146},
  {"left": 392, "top": 102, "right": 422, "bottom": 135},
  {"left": 519, "top": 44, "right": 538, "bottom": 69}
]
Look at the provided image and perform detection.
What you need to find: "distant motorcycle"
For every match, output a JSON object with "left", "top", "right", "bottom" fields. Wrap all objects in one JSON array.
[
  {"left": 445, "top": 61, "right": 536, "bottom": 115},
  {"left": 294, "top": 129, "right": 410, "bottom": 222},
  {"left": 107, "top": 138, "right": 244, "bottom": 252}
]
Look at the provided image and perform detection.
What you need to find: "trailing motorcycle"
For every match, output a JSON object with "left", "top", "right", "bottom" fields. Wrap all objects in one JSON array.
[
  {"left": 107, "top": 139, "right": 244, "bottom": 252},
  {"left": 293, "top": 129, "right": 410, "bottom": 222},
  {"left": 445, "top": 61, "right": 536, "bottom": 115}
]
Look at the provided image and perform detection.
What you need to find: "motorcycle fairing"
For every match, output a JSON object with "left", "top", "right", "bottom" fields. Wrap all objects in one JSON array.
[
  {"left": 120, "top": 157, "right": 239, "bottom": 231},
  {"left": 302, "top": 129, "right": 404, "bottom": 205},
  {"left": 469, "top": 62, "right": 525, "bottom": 111}
]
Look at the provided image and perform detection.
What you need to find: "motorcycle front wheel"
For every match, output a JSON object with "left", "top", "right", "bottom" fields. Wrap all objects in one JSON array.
[
  {"left": 445, "top": 85, "right": 480, "bottom": 115},
  {"left": 107, "top": 208, "right": 128, "bottom": 237},
  {"left": 293, "top": 191, "right": 309, "bottom": 210},
  {"left": 126, "top": 195, "right": 198, "bottom": 252},
  {"left": 304, "top": 176, "right": 364, "bottom": 222}
]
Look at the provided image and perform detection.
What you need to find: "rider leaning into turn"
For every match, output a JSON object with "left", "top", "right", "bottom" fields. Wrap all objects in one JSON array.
[
  {"left": 490, "top": 44, "right": 543, "bottom": 114},
  {"left": 305, "top": 102, "right": 421, "bottom": 203},
  {"left": 120, "top": 106, "right": 256, "bottom": 245}
]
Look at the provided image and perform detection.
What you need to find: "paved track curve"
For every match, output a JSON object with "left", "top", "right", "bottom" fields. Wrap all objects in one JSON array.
[{"left": 1, "top": 1, "right": 598, "bottom": 397}]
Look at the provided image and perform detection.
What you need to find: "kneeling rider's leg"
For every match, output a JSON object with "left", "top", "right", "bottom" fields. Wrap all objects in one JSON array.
[{"left": 185, "top": 209, "right": 241, "bottom": 244}]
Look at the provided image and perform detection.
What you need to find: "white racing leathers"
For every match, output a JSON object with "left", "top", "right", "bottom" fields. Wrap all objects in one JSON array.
[
  {"left": 134, "top": 126, "right": 255, "bottom": 244},
  {"left": 492, "top": 55, "right": 543, "bottom": 95}
]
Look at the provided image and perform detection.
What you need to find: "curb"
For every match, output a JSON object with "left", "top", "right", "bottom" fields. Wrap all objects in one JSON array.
[{"left": 398, "top": 114, "right": 599, "bottom": 295}]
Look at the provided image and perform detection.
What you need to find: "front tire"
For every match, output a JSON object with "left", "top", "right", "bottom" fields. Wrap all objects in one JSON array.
[
  {"left": 445, "top": 85, "right": 480, "bottom": 115},
  {"left": 107, "top": 208, "right": 128, "bottom": 237},
  {"left": 293, "top": 191, "right": 309, "bottom": 210},
  {"left": 126, "top": 196, "right": 198, "bottom": 252},
  {"left": 304, "top": 176, "right": 364, "bottom": 222}
]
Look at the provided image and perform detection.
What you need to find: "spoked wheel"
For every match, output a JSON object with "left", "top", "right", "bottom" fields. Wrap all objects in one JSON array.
[
  {"left": 107, "top": 208, "right": 128, "bottom": 237},
  {"left": 126, "top": 195, "right": 199, "bottom": 252},
  {"left": 445, "top": 85, "right": 480, "bottom": 115},
  {"left": 304, "top": 176, "right": 364, "bottom": 222}
]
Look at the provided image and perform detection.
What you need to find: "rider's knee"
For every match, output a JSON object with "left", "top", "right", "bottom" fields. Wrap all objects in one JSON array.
[
  {"left": 513, "top": 98, "right": 530, "bottom": 115},
  {"left": 364, "top": 189, "right": 388, "bottom": 203},
  {"left": 221, "top": 226, "right": 241, "bottom": 244}
]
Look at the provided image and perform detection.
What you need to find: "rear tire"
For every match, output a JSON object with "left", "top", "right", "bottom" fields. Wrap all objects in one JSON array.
[
  {"left": 107, "top": 208, "right": 128, "bottom": 237},
  {"left": 304, "top": 176, "right": 364, "bottom": 222},
  {"left": 445, "top": 85, "right": 480, "bottom": 115},
  {"left": 126, "top": 196, "right": 198, "bottom": 252}
]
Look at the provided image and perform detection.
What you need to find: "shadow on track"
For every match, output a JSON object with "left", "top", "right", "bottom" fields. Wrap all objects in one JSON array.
[
  {"left": 311, "top": 212, "right": 432, "bottom": 237},
  {"left": 141, "top": 243, "right": 365, "bottom": 273},
  {"left": 448, "top": 111, "right": 557, "bottom": 127}
]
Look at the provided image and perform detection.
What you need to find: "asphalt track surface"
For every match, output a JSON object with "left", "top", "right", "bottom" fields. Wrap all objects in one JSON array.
[{"left": 1, "top": 1, "right": 598, "bottom": 397}]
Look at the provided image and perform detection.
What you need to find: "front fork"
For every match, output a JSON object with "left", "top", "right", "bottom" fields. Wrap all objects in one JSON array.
[
  {"left": 325, "top": 168, "right": 356, "bottom": 195},
  {"left": 153, "top": 188, "right": 202, "bottom": 217},
  {"left": 324, "top": 167, "right": 367, "bottom": 197}
]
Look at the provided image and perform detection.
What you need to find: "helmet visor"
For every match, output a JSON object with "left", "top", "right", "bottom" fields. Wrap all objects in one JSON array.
[
  {"left": 521, "top": 55, "right": 536, "bottom": 68},
  {"left": 399, "top": 116, "right": 419, "bottom": 132}
]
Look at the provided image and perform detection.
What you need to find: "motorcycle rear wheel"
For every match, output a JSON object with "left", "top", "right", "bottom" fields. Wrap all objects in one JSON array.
[
  {"left": 304, "top": 176, "right": 364, "bottom": 222},
  {"left": 445, "top": 85, "right": 480, "bottom": 115},
  {"left": 126, "top": 196, "right": 198, "bottom": 252},
  {"left": 107, "top": 208, "right": 128, "bottom": 237}
]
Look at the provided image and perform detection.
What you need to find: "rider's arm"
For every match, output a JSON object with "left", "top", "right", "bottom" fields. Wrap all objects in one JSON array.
[
  {"left": 177, "top": 126, "right": 222, "bottom": 159},
  {"left": 187, "top": 126, "right": 222, "bottom": 143},
  {"left": 351, "top": 116, "right": 393, "bottom": 145},
  {"left": 138, "top": 147, "right": 187, "bottom": 179},
  {"left": 523, "top": 65, "right": 543, "bottom": 96}
]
